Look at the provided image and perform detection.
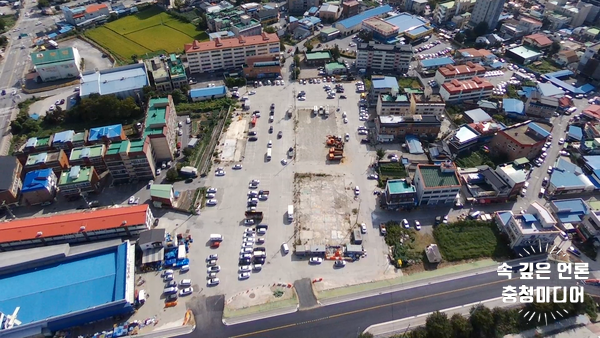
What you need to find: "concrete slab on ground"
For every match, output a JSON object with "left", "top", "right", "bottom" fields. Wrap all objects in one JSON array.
[{"left": 294, "top": 278, "right": 318, "bottom": 309}]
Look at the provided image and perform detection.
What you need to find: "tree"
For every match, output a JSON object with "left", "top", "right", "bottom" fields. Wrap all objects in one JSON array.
[
  {"left": 131, "top": 54, "right": 138, "bottom": 62},
  {"left": 358, "top": 30, "right": 373, "bottom": 43},
  {"left": 37, "top": 0, "right": 49, "bottom": 9},
  {"left": 469, "top": 305, "right": 495, "bottom": 338},
  {"left": 264, "top": 26, "right": 276, "bottom": 34},
  {"left": 376, "top": 148, "right": 385, "bottom": 160},
  {"left": 183, "top": 147, "right": 194, "bottom": 157},
  {"left": 549, "top": 41, "right": 560, "bottom": 56},
  {"left": 170, "top": 89, "right": 188, "bottom": 104},
  {"left": 473, "top": 22, "right": 489, "bottom": 37},
  {"left": 166, "top": 168, "right": 179, "bottom": 182},
  {"left": 0, "top": 18, "right": 5, "bottom": 31},
  {"left": 331, "top": 45, "right": 341, "bottom": 60},
  {"left": 425, "top": 311, "right": 452, "bottom": 338},
  {"left": 294, "top": 67, "right": 301, "bottom": 79},
  {"left": 454, "top": 32, "right": 466, "bottom": 43},
  {"left": 450, "top": 313, "right": 472, "bottom": 338},
  {"left": 357, "top": 332, "right": 374, "bottom": 338},
  {"left": 293, "top": 55, "right": 300, "bottom": 65}
]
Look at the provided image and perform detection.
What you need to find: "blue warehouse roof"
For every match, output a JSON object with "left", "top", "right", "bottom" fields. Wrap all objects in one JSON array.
[
  {"left": 88, "top": 124, "right": 122, "bottom": 142},
  {"left": 335, "top": 5, "right": 392, "bottom": 29},
  {"left": 527, "top": 122, "right": 551, "bottom": 138},
  {"left": 189, "top": 86, "right": 227, "bottom": 98},
  {"left": 372, "top": 76, "right": 399, "bottom": 90},
  {"left": 421, "top": 57, "right": 454, "bottom": 68},
  {"left": 503, "top": 98, "right": 525, "bottom": 115}
]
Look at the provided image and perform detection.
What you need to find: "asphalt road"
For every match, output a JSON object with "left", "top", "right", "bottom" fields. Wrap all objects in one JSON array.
[{"left": 185, "top": 258, "right": 580, "bottom": 338}]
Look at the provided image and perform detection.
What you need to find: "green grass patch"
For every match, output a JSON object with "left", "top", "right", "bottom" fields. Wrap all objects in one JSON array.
[
  {"left": 163, "top": 19, "right": 209, "bottom": 40},
  {"left": 125, "top": 25, "right": 191, "bottom": 54},
  {"left": 397, "top": 77, "right": 421, "bottom": 90},
  {"left": 86, "top": 7, "right": 207, "bottom": 61},
  {"left": 455, "top": 149, "right": 494, "bottom": 168},
  {"left": 433, "top": 220, "right": 512, "bottom": 261},
  {"left": 384, "top": 221, "right": 433, "bottom": 268},
  {"left": 527, "top": 59, "right": 560, "bottom": 74},
  {"left": 0, "top": 16, "right": 17, "bottom": 34},
  {"left": 105, "top": 7, "right": 169, "bottom": 34},
  {"left": 84, "top": 27, "right": 151, "bottom": 61}
]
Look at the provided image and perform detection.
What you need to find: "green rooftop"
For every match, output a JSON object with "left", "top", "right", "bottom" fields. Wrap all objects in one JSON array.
[
  {"left": 70, "top": 145, "right": 105, "bottom": 160},
  {"left": 419, "top": 165, "right": 460, "bottom": 188},
  {"left": 58, "top": 166, "right": 94, "bottom": 185},
  {"left": 321, "top": 27, "right": 339, "bottom": 34},
  {"left": 73, "top": 132, "right": 86, "bottom": 143},
  {"left": 106, "top": 140, "right": 130, "bottom": 156},
  {"left": 168, "top": 54, "right": 186, "bottom": 78},
  {"left": 404, "top": 88, "right": 423, "bottom": 94},
  {"left": 381, "top": 94, "right": 409, "bottom": 102},
  {"left": 145, "top": 97, "right": 169, "bottom": 127},
  {"left": 387, "top": 179, "right": 416, "bottom": 194},
  {"left": 26, "top": 152, "right": 48, "bottom": 166},
  {"left": 30, "top": 47, "right": 75, "bottom": 66},
  {"left": 151, "top": 184, "right": 173, "bottom": 199},
  {"left": 305, "top": 51, "right": 332, "bottom": 61},
  {"left": 325, "top": 62, "right": 346, "bottom": 72},
  {"left": 129, "top": 139, "right": 146, "bottom": 153},
  {"left": 36, "top": 136, "right": 51, "bottom": 147},
  {"left": 440, "top": 1, "right": 455, "bottom": 9}
]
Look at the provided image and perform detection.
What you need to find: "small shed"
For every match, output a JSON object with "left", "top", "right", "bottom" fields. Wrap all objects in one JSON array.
[
  {"left": 188, "top": 138, "right": 199, "bottom": 148},
  {"left": 294, "top": 244, "right": 310, "bottom": 256},
  {"left": 138, "top": 228, "right": 165, "bottom": 251},
  {"left": 310, "top": 245, "right": 326, "bottom": 256},
  {"left": 352, "top": 229, "right": 363, "bottom": 244},
  {"left": 345, "top": 244, "right": 364, "bottom": 254},
  {"left": 151, "top": 184, "right": 175, "bottom": 207},
  {"left": 425, "top": 244, "right": 442, "bottom": 263}
]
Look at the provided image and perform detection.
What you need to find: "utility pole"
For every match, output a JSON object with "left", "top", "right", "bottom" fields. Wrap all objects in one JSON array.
[{"left": 292, "top": 89, "right": 296, "bottom": 111}]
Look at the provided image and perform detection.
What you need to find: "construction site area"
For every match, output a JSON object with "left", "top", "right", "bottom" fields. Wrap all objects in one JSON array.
[
  {"left": 292, "top": 173, "right": 365, "bottom": 260},
  {"left": 325, "top": 135, "right": 346, "bottom": 162},
  {"left": 295, "top": 108, "right": 346, "bottom": 163}
]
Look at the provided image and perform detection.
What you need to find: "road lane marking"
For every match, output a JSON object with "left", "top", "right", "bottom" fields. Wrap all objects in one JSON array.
[{"left": 227, "top": 277, "right": 512, "bottom": 338}]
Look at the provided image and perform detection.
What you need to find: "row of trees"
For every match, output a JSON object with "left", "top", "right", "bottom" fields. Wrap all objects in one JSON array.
[
  {"left": 360, "top": 292, "right": 597, "bottom": 338},
  {"left": 66, "top": 94, "right": 142, "bottom": 123}
]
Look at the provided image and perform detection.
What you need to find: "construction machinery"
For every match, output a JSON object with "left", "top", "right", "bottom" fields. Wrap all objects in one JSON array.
[{"left": 326, "top": 135, "right": 345, "bottom": 161}]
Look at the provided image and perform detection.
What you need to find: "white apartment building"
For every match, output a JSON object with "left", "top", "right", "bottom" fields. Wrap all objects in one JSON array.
[
  {"left": 413, "top": 162, "right": 462, "bottom": 206},
  {"left": 433, "top": 0, "right": 476, "bottom": 25},
  {"left": 184, "top": 33, "right": 280, "bottom": 74},
  {"left": 410, "top": 93, "right": 445, "bottom": 116},
  {"left": 440, "top": 77, "right": 494, "bottom": 103},
  {"left": 580, "top": 210, "right": 600, "bottom": 242},
  {"left": 356, "top": 42, "right": 413, "bottom": 73},
  {"left": 495, "top": 202, "right": 560, "bottom": 249}
]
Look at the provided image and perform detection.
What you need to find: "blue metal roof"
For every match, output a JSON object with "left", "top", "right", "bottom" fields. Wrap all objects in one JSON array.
[
  {"left": 551, "top": 199, "right": 589, "bottom": 223},
  {"left": 522, "top": 213, "right": 537, "bottom": 223},
  {"left": 537, "top": 82, "right": 564, "bottom": 97},
  {"left": 189, "top": 86, "right": 227, "bottom": 98},
  {"left": 527, "top": 122, "right": 550, "bottom": 138},
  {"left": 498, "top": 211, "right": 513, "bottom": 225},
  {"left": 80, "top": 63, "right": 148, "bottom": 97},
  {"left": 567, "top": 126, "right": 583, "bottom": 141},
  {"left": 335, "top": 5, "right": 392, "bottom": 29},
  {"left": 53, "top": 130, "right": 74, "bottom": 144},
  {"left": 372, "top": 76, "right": 398, "bottom": 90},
  {"left": 550, "top": 170, "right": 587, "bottom": 189},
  {"left": 385, "top": 13, "right": 428, "bottom": 33},
  {"left": 588, "top": 174, "right": 600, "bottom": 189},
  {"left": 502, "top": 98, "right": 525, "bottom": 114},
  {"left": 584, "top": 155, "right": 600, "bottom": 171},
  {"left": 541, "top": 71, "right": 595, "bottom": 94},
  {"left": 0, "top": 243, "right": 128, "bottom": 325},
  {"left": 88, "top": 124, "right": 123, "bottom": 142},
  {"left": 308, "top": 6, "right": 318, "bottom": 14},
  {"left": 420, "top": 57, "right": 454, "bottom": 68},
  {"left": 518, "top": 86, "right": 537, "bottom": 98},
  {"left": 556, "top": 158, "right": 581, "bottom": 173},
  {"left": 22, "top": 169, "right": 53, "bottom": 193},
  {"left": 407, "top": 25, "right": 430, "bottom": 36},
  {"left": 544, "top": 70, "right": 573, "bottom": 78},
  {"left": 405, "top": 135, "right": 424, "bottom": 154}
]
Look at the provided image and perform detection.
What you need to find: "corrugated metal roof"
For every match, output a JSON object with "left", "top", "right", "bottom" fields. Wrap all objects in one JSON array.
[
  {"left": 80, "top": 63, "right": 148, "bottom": 97},
  {"left": 30, "top": 47, "right": 75, "bottom": 66},
  {"left": 189, "top": 86, "right": 227, "bottom": 98},
  {"left": 335, "top": 5, "right": 392, "bottom": 29}
]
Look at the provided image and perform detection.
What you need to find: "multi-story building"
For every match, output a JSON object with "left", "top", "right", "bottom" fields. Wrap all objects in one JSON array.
[
  {"left": 404, "top": 0, "right": 429, "bottom": 14},
  {"left": 167, "top": 54, "right": 188, "bottom": 89},
  {"left": 495, "top": 202, "right": 559, "bottom": 250},
  {"left": 287, "top": 0, "right": 321, "bottom": 14},
  {"left": 104, "top": 140, "right": 156, "bottom": 185},
  {"left": 517, "top": 17, "right": 543, "bottom": 35},
  {"left": 459, "top": 165, "right": 521, "bottom": 203},
  {"left": 356, "top": 41, "right": 413, "bottom": 73},
  {"left": 144, "top": 96, "right": 177, "bottom": 162},
  {"left": 61, "top": 3, "right": 109, "bottom": 27},
  {"left": 410, "top": 93, "right": 445, "bottom": 116},
  {"left": 489, "top": 121, "right": 552, "bottom": 161},
  {"left": 342, "top": 0, "right": 360, "bottom": 18},
  {"left": 52, "top": 130, "right": 87, "bottom": 153},
  {"left": 434, "top": 62, "right": 486, "bottom": 84},
  {"left": 69, "top": 145, "right": 107, "bottom": 173},
  {"left": 375, "top": 115, "right": 441, "bottom": 142},
  {"left": 413, "top": 162, "right": 461, "bottom": 206},
  {"left": 20, "top": 169, "right": 57, "bottom": 206},
  {"left": 369, "top": 76, "right": 399, "bottom": 105},
  {"left": 384, "top": 179, "right": 417, "bottom": 210},
  {"left": 545, "top": 0, "right": 592, "bottom": 28},
  {"left": 433, "top": 0, "right": 476, "bottom": 25},
  {"left": 440, "top": 77, "right": 494, "bottom": 103},
  {"left": 87, "top": 124, "right": 127, "bottom": 145},
  {"left": 242, "top": 55, "right": 281, "bottom": 79},
  {"left": 454, "top": 48, "right": 496, "bottom": 64},
  {"left": 185, "top": 33, "right": 280, "bottom": 74},
  {"left": 580, "top": 208, "right": 600, "bottom": 242},
  {"left": 525, "top": 90, "right": 558, "bottom": 119},
  {"left": 241, "top": 3, "right": 279, "bottom": 24},
  {"left": 144, "top": 57, "right": 173, "bottom": 92},
  {"left": 376, "top": 90, "right": 411, "bottom": 116},
  {"left": 361, "top": 18, "right": 399, "bottom": 43},
  {"left": 23, "top": 150, "right": 70, "bottom": 177},
  {"left": 58, "top": 166, "right": 101, "bottom": 197},
  {"left": 0, "top": 156, "right": 23, "bottom": 206},
  {"left": 468, "top": 0, "right": 505, "bottom": 32},
  {"left": 30, "top": 47, "right": 82, "bottom": 83}
]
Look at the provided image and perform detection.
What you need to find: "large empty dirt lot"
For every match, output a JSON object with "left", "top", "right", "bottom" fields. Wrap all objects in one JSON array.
[
  {"left": 293, "top": 173, "right": 354, "bottom": 246},
  {"left": 295, "top": 108, "right": 345, "bottom": 163}
]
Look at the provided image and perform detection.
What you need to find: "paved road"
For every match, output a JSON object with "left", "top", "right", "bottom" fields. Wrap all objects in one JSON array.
[{"left": 185, "top": 260, "right": 579, "bottom": 338}]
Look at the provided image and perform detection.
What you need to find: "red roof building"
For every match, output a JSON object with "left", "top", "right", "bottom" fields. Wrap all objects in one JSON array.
[
  {"left": 0, "top": 204, "right": 154, "bottom": 251},
  {"left": 523, "top": 33, "right": 553, "bottom": 49},
  {"left": 434, "top": 61, "right": 486, "bottom": 83},
  {"left": 583, "top": 105, "right": 600, "bottom": 121},
  {"left": 440, "top": 77, "right": 494, "bottom": 103}
]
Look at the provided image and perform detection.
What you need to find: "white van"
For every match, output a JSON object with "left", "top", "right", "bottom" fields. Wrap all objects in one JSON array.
[
  {"left": 469, "top": 211, "right": 482, "bottom": 219},
  {"left": 266, "top": 148, "right": 272, "bottom": 161},
  {"left": 287, "top": 205, "right": 294, "bottom": 221},
  {"left": 281, "top": 243, "right": 289, "bottom": 254},
  {"left": 313, "top": 106, "right": 318, "bottom": 115},
  {"left": 210, "top": 234, "right": 223, "bottom": 242},
  {"left": 180, "top": 265, "right": 189, "bottom": 273},
  {"left": 138, "top": 290, "right": 146, "bottom": 304}
]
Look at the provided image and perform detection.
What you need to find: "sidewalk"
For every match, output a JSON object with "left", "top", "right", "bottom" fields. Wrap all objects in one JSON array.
[
  {"left": 222, "top": 304, "right": 298, "bottom": 326},
  {"left": 364, "top": 297, "right": 507, "bottom": 337}
]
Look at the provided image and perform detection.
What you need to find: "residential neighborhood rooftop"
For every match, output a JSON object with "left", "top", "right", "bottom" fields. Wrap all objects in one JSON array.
[{"left": 418, "top": 165, "right": 460, "bottom": 188}]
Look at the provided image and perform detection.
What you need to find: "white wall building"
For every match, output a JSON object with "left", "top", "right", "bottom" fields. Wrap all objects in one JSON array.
[
  {"left": 356, "top": 42, "right": 413, "bottom": 73},
  {"left": 495, "top": 202, "right": 560, "bottom": 249},
  {"left": 30, "top": 47, "right": 82, "bottom": 83},
  {"left": 413, "top": 162, "right": 462, "bottom": 205}
]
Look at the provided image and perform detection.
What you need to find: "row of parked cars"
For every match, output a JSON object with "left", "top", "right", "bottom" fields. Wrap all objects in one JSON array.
[{"left": 162, "top": 269, "right": 194, "bottom": 299}]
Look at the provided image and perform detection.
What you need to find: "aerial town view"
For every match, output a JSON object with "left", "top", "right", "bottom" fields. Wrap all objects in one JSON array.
[{"left": 3, "top": 0, "right": 600, "bottom": 336}]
